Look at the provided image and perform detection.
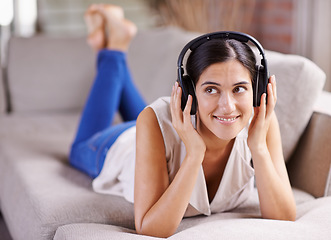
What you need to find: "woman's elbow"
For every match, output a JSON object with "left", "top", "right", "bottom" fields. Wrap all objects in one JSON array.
[
  {"left": 262, "top": 207, "right": 296, "bottom": 222},
  {"left": 135, "top": 219, "right": 177, "bottom": 238},
  {"left": 136, "top": 227, "right": 176, "bottom": 238},
  {"left": 284, "top": 208, "right": 297, "bottom": 222},
  {"left": 281, "top": 204, "right": 297, "bottom": 221}
]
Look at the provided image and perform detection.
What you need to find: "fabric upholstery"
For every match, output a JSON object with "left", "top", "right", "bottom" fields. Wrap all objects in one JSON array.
[
  {"left": 128, "top": 27, "right": 198, "bottom": 104},
  {"left": 7, "top": 36, "right": 95, "bottom": 113},
  {"left": 266, "top": 51, "right": 325, "bottom": 161},
  {"left": 314, "top": 91, "right": 331, "bottom": 116},
  {"left": 288, "top": 112, "right": 331, "bottom": 197}
]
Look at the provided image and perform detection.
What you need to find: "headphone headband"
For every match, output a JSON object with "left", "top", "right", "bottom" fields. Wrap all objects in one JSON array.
[{"left": 177, "top": 31, "right": 266, "bottom": 71}]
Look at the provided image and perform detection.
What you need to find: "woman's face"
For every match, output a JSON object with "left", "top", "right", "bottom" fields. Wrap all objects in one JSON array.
[{"left": 195, "top": 59, "right": 253, "bottom": 141}]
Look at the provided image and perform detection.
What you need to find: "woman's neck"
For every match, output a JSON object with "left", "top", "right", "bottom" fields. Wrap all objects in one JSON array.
[{"left": 198, "top": 123, "right": 235, "bottom": 202}]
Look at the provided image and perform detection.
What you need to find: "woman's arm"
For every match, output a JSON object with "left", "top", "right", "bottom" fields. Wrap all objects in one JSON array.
[
  {"left": 248, "top": 76, "right": 296, "bottom": 221},
  {"left": 252, "top": 112, "right": 296, "bottom": 220},
  {"left": 134, "top": 84, "right": 206, "bottom": 237}
]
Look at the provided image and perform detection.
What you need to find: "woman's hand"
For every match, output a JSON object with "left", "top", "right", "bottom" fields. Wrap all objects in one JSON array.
[
  {"left": 170, "top": 82, "right": 206, "bottom": 159},
  {"left": 248, "top": 75, "right": 277, "bottom": 152}
]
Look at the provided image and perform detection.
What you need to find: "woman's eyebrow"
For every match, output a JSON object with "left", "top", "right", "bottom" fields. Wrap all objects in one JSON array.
[
  {"left": 201, "top": 81, "right": 250, "bottom": 87},
  {"left": 200, "top": 81, "right": 221, "bottom": 86},
  {"left": 233, "top": 81, "right": 250, "bottom": 86}
]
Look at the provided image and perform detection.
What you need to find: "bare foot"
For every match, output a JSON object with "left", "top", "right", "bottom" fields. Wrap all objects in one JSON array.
[
  {"left": 97, "top": 4, "right": 137, "bottom": 52},
  {"left": 84, "top": 5, "right": 106, "bottom": 51}
]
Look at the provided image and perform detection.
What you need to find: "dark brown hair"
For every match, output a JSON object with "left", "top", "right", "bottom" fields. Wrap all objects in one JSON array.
[{"left": 186, "top": 39, "right": 256, "bottom": 85}]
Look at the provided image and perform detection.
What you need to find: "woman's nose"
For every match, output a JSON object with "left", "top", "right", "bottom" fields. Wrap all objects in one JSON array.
[{"left": 219, "top": 93, "right": 235, "bottom": 113}]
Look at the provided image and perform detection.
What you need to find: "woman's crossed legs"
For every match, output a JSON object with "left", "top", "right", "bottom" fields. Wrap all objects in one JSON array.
[{"left": 70, "top": 4, "right": 146, "bottom": 178}]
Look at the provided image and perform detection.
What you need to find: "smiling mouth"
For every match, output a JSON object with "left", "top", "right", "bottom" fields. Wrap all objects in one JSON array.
[{"left": 214, "top": 115, "right": 240, "bottom": 122}]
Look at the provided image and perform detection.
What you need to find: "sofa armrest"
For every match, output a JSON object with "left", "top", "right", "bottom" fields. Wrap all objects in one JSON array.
[{"left": 287, "top": 91, "right": 331, "bottom": 197}]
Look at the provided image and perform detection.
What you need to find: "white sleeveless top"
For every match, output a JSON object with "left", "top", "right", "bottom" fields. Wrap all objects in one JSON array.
[{"left": 93, "top": 97, "right": 255, "bottom": 217}]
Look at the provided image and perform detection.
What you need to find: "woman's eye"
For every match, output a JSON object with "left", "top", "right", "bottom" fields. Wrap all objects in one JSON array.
[
  {"left": 205, "top": 87, "right": 218, "bottom": 94},
  {"left": 233, "top": 86, "right": 246, "bottom": 93}
]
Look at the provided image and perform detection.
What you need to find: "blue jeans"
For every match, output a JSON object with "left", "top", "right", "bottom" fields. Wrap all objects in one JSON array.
[{"left": 69, "top": 50, "right": 146, "bottom": 178}]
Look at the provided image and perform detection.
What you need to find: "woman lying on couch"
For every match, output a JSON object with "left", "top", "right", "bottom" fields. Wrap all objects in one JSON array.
[{"left": 69, "top": 4, "right": 296, "bottom": 238}]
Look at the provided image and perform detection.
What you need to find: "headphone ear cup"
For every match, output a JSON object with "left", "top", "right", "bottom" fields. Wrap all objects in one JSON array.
[
  {"left": 179, "top": 75, "right": 197, "bottom": 115},
  {"left": 253, "top": 65, "right": 267, "bottom": 107},
  {"left": 252, "top": 65, "right": 259, "bottom": 107}
]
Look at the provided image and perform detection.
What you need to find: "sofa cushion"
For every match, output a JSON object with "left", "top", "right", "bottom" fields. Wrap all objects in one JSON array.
[
  {"left": 7, "top": 36, "right": 96, "bottom": 113},
  {"left": 54, "top": 224, "right": 140, "bottom": 240},
  {"left": 266, "top": 51, "right": 325, "bottom": 161},
  {"left": 128, "top": 26, "right": 199, "bottom": 104}
]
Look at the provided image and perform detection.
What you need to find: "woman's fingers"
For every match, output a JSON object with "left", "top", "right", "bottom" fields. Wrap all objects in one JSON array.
[
  {"left": 170, "top": 82, "right": 194, "bottom": 132},
  {"left": 252, "top": 75, "right": 277, "bottom": 132},
  {"left": 170, "top": 82, "right": 184, "bottom": 127},
  {"left": 257, "top": 93, "right": 267, "bottom": 123},
  {"left": 270, "top": 75, "right": 277, "bottom": 102},
  {"left": 266, "top": 76, "right": 276, "bottom": 121},
  {"left": 171, "top": 83, "right": 180, "bottom": 110},
  {"left": 183, "top": 95, "right": 192, "bottom": 124},
  {"left": 175, "top": 83, "right": 182, "bottom": 113}
]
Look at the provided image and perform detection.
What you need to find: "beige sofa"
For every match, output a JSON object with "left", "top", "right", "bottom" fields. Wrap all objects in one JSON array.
[{"left": 0, "top": 27, "right": 330, "bottom": 240}]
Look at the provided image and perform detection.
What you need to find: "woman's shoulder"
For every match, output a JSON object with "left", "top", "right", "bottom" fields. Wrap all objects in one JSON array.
[
  {"left": 137, "top": 96, "right": 172, "bottom": 130},
  {"left": 137, "top": 97, "right": 181, "bottom": 163},
  {"left": 138, "top": 96, "right": 180, "bottom": 144},
  {"left": 145, "top": 97, "right": 172, "bottom": 127}
]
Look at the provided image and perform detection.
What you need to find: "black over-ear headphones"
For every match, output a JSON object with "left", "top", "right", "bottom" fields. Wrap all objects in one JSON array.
[{"left": 177, "top": 31, "right": 269, "bottom": 115}]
